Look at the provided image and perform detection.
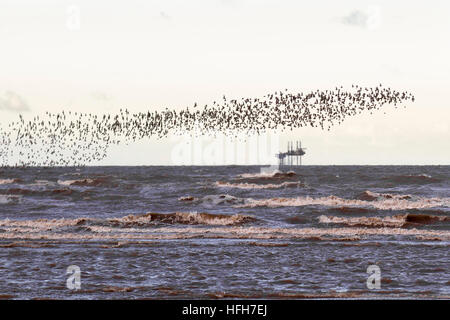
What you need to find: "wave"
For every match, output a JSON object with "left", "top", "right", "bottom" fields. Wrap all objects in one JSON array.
[
  {"left": 236, "top": 170, "right": 298, "bottom": 181},
  {"left": 1, "top": 188, "right": 36, "bottom": 195},
  {"left": 1, "top": 221, "right": 449, "bottom": 241},
  {"left": 404, "top": 213, "right": 450, "bottom": 225},
  {"left": 0, "top": 211, "right": 255, "bottom": 233},
  {"left": 179, "top": 194, "right": 248, "bottom": 206},
  {"left": 237, "top": 195, "right": 450, "bottom": 210},
  {"left": 357, "top": 190, "right": 412, "bottom": 201},
  {"left": 105, "top": 212, "right": 256, "bottom": 226},
  {"left": 57, "top": 177, "right": 114, "bottom": 187},
  {"left": 215, "top": 181, "right": 304, "bottom": 190},
  {"left": 178, "top": 196, "right": 198, "bottom": 202},
  {"left": 329, "top": 207, "right": 372, "bottom": 214},
  {"left": 29, "top": 180, "right": 57, "bottom": 187},
  {"left": 50, "top": 188, "right": 74, "bottom": 196},
  {"left": 0, "top": 179, "right": 21, "bottom": 185},
  {"left": 386, "top": 174, "right": 441, "bottom": 184},
  {"left": 247, "top": 241, "right": 290, "bottom": 247},
  {"left": 0, "top": 241, "right": 55, "bottom": 248},
  {"left": 249, "top": 291, "right": 444, "bottom": 299},
  {"left": 319, "top": 214, "right": 449, "bottom": 228},
  {"left": 0, "top": 187, "right": 74, "bottom": 196},
  {"left": 0, "top": 194, "right": 21, "bottom": 204},
  {"left": 102, "top": 286, "right": 135, "bottom": 293},
  {"left": 207, "top": 291, "right": 377, "bottom": 299}
]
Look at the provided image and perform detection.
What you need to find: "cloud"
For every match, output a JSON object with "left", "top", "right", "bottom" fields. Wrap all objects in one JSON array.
[
  {"left": 342, "top": 10, "right": 369, "bottom": 28},
  {"left": 341, "top": 7, "right": 382, "bottom": 30},
  {"left": 160, "top": 11, "right": 171, "bottom": 20},
  {"left": 0, "top": 91, "right": 30, "bottom": 112}
]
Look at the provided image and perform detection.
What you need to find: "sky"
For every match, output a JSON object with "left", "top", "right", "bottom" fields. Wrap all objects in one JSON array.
[{"left": 0, "top": 0, "right": 449, "bottom": 165}]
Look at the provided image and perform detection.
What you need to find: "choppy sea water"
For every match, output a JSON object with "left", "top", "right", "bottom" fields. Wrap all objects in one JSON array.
[{"left": 0, "top": 165, "right": 448, "bottom": 299}]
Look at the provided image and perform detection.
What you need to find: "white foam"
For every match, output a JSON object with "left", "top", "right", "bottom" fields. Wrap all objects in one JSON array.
[
  {"left": 57, "top": 179, "right": 95, "bottom": 186},
  {"left": 237, "top": 195, "right": 450, "bottom": 210},
  {"left": 0, "top": 179, "right": 15, "bottom": 185},
  {"left": 215, "top": 181, "right": 302, "bottom": 190},
  {"left": 1, "top": 221, "right": 449, "bottom": 241},
  {"left": 238, "top": 171, "right": 282, "bottom": 179}
]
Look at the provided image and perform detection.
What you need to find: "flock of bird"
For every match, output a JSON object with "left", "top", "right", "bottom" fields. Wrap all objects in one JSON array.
[{"left": 0, "top": 84, "right": 414, "bottom": 167}]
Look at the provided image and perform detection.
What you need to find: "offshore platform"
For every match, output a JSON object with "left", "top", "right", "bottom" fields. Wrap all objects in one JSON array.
[{"left": 276, "top": 141, "right": 306, "bottom": 166}]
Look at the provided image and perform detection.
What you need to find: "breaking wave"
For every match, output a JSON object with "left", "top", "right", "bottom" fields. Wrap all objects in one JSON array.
[
  {"left": 179, "top": 194, "right": 248, "bottom": 206},
  {"left": 236, "top": 171, "right": 298, "bottom": 181},
  {"left": 0, "top": 211, "right": 255, "bottom": 231},
  {"left": 178, "top": 196, "right": 198, "bottom": 202},
  {"left": 0, "top": 195, "right": 21, "bottom": 204},
  {"left": 215, "top": 181, "right": 304, "bottom": 190},
  {"left": 319, "top": 214, "right": 449, "bottom": 228},
  {"left": 104, "top": 212, "right": 256, "bottom": 226},
  {"left": 31, "top": 180, "right": 57, "bottom": 187},
  {"left": 357, "top": 190, "right": 412, "bottom": 201},
  {"left": 237, "top": 195, "right": 450, "bottom": 210},
  {"left": 0, "top": 179, "right": 21, "bottom": 185},
  {"left": 1, "top": 220, "right": 448, "bottom": 241},
  {"left": 57, "top": 177, "right": 115, "bottom": 187}
]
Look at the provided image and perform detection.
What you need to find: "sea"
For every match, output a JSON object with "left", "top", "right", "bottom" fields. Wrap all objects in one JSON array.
[{"left": 0, "top": 165, "right": 448, "bottom": 299}]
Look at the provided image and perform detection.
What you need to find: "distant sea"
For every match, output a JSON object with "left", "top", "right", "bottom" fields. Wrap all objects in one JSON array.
[{"left": 0, "top": 165, "right": 448, "bottom": 299}]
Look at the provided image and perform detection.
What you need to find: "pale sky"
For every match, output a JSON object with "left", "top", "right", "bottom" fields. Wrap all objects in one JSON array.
[{"left": 0, "top": 0, "right": 449, "bottom": 165}]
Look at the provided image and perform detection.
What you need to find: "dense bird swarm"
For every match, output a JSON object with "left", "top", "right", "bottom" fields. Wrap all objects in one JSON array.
[{"left": 0, "top": 85, "right": 414, "bottom": 167}]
